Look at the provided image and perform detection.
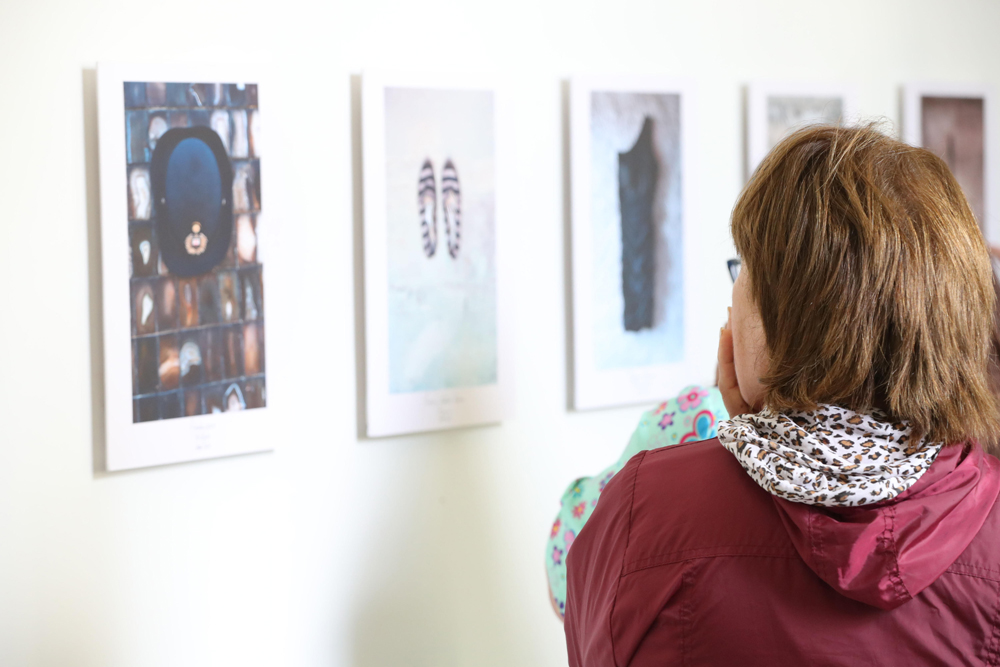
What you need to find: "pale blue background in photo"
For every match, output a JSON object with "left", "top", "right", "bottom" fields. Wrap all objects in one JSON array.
[{"left": 384, "top": 87, "right": 497, "bottom": 393}]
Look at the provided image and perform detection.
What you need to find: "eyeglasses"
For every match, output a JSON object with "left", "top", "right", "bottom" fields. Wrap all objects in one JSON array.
[{"left": 727, "top": 258, "right": 741, "bottom": 283}]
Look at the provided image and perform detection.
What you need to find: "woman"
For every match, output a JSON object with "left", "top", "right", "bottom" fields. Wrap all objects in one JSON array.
[{"left": 564, "top": 125, "right": 1000, "bottom": 666}]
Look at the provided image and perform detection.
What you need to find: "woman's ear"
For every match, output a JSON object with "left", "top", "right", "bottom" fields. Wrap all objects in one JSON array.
[{"left": 731, "top": 272, "right": 769, "bottom": 412}]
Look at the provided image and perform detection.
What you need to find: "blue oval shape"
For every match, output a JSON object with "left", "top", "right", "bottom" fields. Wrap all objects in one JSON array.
[{"left": 164, "top": 137, "right": 222, "bottom": 234}]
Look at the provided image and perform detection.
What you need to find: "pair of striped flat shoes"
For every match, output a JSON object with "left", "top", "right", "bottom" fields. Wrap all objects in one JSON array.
[{"left": 418, "top": 159, "right": 461, "bottom": 259}]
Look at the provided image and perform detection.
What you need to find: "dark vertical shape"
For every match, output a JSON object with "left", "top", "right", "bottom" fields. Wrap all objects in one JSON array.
[{"left": 619, "top": 116, "right": 659, "bottom": 332}]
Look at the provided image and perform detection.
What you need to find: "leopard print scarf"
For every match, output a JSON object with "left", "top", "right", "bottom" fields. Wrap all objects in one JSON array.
[{"left": 717, "top": 405, "right": 943, "bottom": 507}]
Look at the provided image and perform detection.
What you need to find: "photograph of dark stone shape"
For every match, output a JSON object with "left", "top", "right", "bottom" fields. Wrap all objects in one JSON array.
[
  {"left": 619, "top": 116, "right": 659, "bottom": 332},
  {"left": 590, "top": 91, "right": 683, "bottom": 371},
  {"left": 124, "top": 81, "right": 266, "bottom": 423},
  {"left": 922, "top": 96, "right": 985, "bottom": 227}
]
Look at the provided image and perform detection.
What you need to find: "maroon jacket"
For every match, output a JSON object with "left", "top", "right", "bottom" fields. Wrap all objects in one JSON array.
[{"left": 565, "top": 438, "right": 1000, "bottom": 666}]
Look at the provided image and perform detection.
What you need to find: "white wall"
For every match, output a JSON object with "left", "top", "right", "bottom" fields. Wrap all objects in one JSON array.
[{"left": 2, "top": 1, "right": 999, "bottom": 665}]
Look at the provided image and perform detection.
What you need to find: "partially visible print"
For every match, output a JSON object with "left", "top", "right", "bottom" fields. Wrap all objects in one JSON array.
[
  {"left": 766, "top": 95, "right": 843, "bottom": 152},
  {"left": 921, "top": 96, "right": 985, "bottom": 226},
  {"left": 124, "top": 81, "right": 265, "bottom": 423}
]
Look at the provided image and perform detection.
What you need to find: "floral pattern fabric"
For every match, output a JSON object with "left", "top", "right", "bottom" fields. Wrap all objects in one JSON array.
[{"left": 545, "top": 385, "right": 729, "bottom": 618}]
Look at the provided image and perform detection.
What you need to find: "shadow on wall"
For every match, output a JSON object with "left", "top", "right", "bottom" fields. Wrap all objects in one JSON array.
[
  {"left": 82, "top": 67, "right": 108, "bottom": 474},
  {"left": 351, "top": 74, "right": 368, "bottom": 439},
  {"left": 348, "top": 432, "right": 515, "bottom": 667}
]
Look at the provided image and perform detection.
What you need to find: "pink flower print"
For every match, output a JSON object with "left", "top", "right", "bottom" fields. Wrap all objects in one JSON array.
[
  {"left": 564, "top": 529, "right": 577, "bottom": 552},
  {"left": 552, "top": 546, "right": 564, "bottom": 565},
  {"left": 653, "top": 401, "right": 669, "bottom": 415},
  {"left": 550, "top": 518, "right": 561, "bottom": 538},
  {"left": 658, "top": 411, "right": 676, "bottom": 429},
  {"left": 678, "top": 387, "right": 709, "bottom": 412},
  {"left": 598, "top": 472, "right": 614, "bottom": 492},
  {"left": 572, "top": 502, "right": 586, "bottom": 519},
  {"left": 591, "top": 499, "right": 597, "bottom": 507}
]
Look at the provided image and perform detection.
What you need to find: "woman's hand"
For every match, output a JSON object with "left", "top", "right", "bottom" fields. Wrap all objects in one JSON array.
[{"left": 718, "top": 308, "right": 752, "bottom": 418}]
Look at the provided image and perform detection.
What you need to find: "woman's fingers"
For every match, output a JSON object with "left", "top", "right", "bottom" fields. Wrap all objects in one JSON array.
[{"left": 718, "top": 321, "right": 752, "bottom": 418}]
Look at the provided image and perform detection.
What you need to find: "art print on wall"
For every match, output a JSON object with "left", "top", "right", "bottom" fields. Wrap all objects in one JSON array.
[
  {"left": 98, "top": 64, "right": 273, "bottom": 471},
  {"left": 747, "top": 82, "right": 856, "bottom": 177},
  {"left": 571, "top": 76, "right": 715, "bottom": 410},
  {"left": 904, "top": 83, "right": 995, "bottom": 240},
  {"left": 362, "top": 72, "right": 514, "bottom": 437}
]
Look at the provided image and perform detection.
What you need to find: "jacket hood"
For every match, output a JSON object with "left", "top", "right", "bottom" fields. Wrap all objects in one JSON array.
[{"left": 773, "top": 443, "right": 1000, "bottom": 610}]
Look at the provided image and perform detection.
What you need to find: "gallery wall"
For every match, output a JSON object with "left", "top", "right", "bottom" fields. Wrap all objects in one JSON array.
[{"left": 1, "top": 0, "right": 999, "bottom": 665}]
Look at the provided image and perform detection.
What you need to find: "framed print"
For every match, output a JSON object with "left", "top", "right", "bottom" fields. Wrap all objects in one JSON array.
[
  {"left": 361, "top": 71, "right": 514, "bottom": 437},
  {"left": 97, "top": 63, "right": 273, "bottom": 471},
  {"left": 903, "top": 83, "right": 995, "bottom": 241},
  {"left": 570, "top": 75, "right": 716, "bottom": 410},
  {"left": 747, "top": 82, "right": 856, "bottom": 176}
]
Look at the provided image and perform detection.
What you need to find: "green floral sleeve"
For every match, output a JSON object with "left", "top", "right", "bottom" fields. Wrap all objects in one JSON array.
[{"left": 545, "top": 385, "right": 729, "bottom": 617}]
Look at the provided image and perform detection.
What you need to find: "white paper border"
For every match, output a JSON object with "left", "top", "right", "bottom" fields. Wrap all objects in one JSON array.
[
  {"left": 902, "top": 81, "right": 996, "bottom": 244},
  {"left": 97, "top": 62, "right": 275, "bottom": 471},
  {"left": 747, "top": 81, "right": 858, "bottom": 177},
  {"left": 360, "top": 71, "right": 515, "bottom": 437},
  {"left": 569, "top": 75, "right": 715, "bottom": 411}
]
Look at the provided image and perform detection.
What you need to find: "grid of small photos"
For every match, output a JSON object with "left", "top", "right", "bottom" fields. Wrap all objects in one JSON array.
[{"left": 125, "top": 81, "right": 265, "bottom": 423}]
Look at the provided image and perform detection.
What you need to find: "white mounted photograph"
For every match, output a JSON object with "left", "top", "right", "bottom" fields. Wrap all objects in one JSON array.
[
  {"left": 361, "top": 71, "right": 514, "bottom": 437},
  {"left": 570, "top": 75, "right": 718, "bottom": 411},
  {"left": 97, "top": 63, "right": 274, "bottom": 471},
  {"left": 903, "top": 83, "right": 995, "bottom": 242},
  {"left": 747, "top": 82, "right": 857, "bottom": 177}
]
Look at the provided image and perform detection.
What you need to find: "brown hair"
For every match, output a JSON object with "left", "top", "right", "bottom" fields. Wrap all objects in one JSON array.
[{"left": 732, "top": 123, "right": 1000, "bottom": 445}]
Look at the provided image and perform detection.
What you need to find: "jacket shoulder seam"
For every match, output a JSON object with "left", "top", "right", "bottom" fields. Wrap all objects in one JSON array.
[
  {"left": 623, "top": 544, "right": 797, "bottom": 574},
  {"left": 622, "top": 549, "right": 800, "bottom": 577},
  {"left": 948, "top": 562, "right": 1000, "bottom": 580}
]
